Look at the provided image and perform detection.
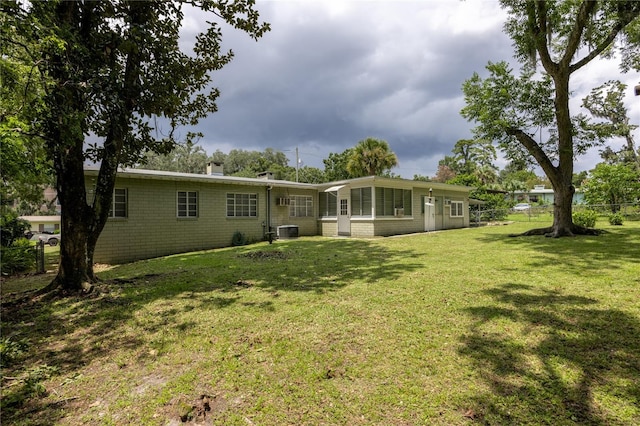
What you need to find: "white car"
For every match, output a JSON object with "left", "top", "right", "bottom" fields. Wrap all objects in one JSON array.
[
  {"left": 31, "top": 233, "right": 60, "bottom": 246},
  {"left": 513, "top": 203, "right": 531, "bottom": 211}
]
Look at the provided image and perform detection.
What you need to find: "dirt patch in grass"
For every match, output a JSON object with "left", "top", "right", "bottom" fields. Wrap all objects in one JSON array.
[
  {"left": 238, "top": 250, "right": 288, "bottom": 260},
  {"left": 159, "top": 392, "right": 251, "bottom": 425}
]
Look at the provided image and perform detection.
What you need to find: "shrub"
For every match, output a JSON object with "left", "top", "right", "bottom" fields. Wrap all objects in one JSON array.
[
  {"left": 0, "top": 212, "right": 31, "bottom": 247},
  {"left": 573, "top": 210, "right": 597, "bottom": 228},
  {"left": 1, "top": 239, "right": 35, "bottom": 275},
  {"left": 608, "top": 213, "right": 624, "bottom": 226},
  {"left": 231, "top": 231, "right": 247, "bottom": 246}
]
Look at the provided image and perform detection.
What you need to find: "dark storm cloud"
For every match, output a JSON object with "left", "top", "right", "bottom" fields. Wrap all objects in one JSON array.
[{"left": 180, "top": 1, "right": 628, "bottom": 176}]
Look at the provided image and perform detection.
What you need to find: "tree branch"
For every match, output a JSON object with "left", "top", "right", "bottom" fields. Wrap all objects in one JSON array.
[
  {"left": 571, "top": 22, "right": 624, "bottom": 73},
  {"left": 560, "top": 0, "right": 597, "bottom": 69},
  {"left": 506, "top": 127, "right": 558, "bottom": 181},
  {"left": 571, "top": 4, "right": 640, "bottom": 73},
  {"left": 531, "top": 1, "right": 557, "bottom": 73}
]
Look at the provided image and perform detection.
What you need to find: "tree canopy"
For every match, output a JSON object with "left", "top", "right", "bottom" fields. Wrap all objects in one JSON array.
[
  {"left": 582, "top": 80, "right": 639, "bottom": 170},
  {"left": 140, "top": 135, "right": 209, "bottom": 174},
  {"left": 2, "top": 0, "right": 269, "bottom": 291},
  {"left": 461, "top": 0, "right": 640, "bottom": 237},
  {"left": 0, "top": 26, "right": 53, "bottom": 214},
  {"left": 582, "top": 163, "right": 640, "bottom": 211},
  {"left": 346, "top": 137, "right": 398, "bottom": 177}
]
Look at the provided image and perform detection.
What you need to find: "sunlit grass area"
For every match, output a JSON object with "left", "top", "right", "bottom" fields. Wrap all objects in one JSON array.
[{"left": 2, "top": 221, "right": 639, "bottom": 425}]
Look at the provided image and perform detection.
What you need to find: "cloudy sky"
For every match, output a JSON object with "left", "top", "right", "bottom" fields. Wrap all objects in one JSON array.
[{"left": 182, "top": 0, "right": 639, "bottom": 179}]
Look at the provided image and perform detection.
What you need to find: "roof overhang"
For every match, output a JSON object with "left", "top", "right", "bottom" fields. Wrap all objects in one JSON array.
[
  {"left": 324, "top": 185, "right": 346, "bottom": 192},
  {"left": 84, "top": 166, "right": 316, "bottom": 190}
]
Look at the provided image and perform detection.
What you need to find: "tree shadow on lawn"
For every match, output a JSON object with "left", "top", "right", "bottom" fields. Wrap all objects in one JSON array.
[
  {"left": 459, "top": 282, "right": 640, "bottom": 425},
  {"left": 475, "top": 226, "right": 640, "bottom": 277},
  {"left": 1, "top": 238, "right": 422, "bottom": 424}
]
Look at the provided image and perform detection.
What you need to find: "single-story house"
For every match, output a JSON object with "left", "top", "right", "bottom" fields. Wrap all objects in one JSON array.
[
  {"left": 512, "top": 185, "right": 584, "bottom": 205},
  {"left": 19, "top": 215, "right": 61, "bottom": 233},
  {"left": 85, "top": 166, "right": 473, "bottom": 264}
]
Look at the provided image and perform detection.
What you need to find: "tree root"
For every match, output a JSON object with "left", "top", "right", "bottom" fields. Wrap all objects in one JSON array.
[
  {"left": 509, "top": 225, "right": 603, "bottom": 238},
  {"left": 509, "top": 227, "right": 554, "bottom": 237},
  {"left": 34, "top": 276, "right": 95, "bottom": 297}
]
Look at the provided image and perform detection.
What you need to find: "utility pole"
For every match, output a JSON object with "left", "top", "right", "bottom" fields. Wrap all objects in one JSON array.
[{"left": 296, "top": 146, "right": 299, "bottom": 182}]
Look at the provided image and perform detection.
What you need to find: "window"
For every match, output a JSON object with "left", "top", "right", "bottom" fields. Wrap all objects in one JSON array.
[
  {"left": 290, "top": 195, "right": 313, "bottom": 217},
  {"left": 109, "top": 188, "right": 127, "bottom": 218},
  {"left": 350, "top": 187, "right": 372, "bottom": 216},
  {"left": 450, "top": 201, "right": 464, "bottom": 217},
  {"left": 375, "top": 187, "right": 412, "bottom": 216},
  {"left": 227, "top": 193, "right": 257, "bottom": 217},
  {"left": 177, "top": 191, "right": 198, "bottom": 218},
  {"left": 340, "top": 199, "right": 348, "bottom": 216},
  {"left": 319, "top": 192, "right": 337, "bottom": 217}
]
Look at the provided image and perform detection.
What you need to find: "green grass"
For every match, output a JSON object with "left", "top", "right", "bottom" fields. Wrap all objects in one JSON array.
[{"left": 2, "top": 221, "right": 639, "bottom": 425}]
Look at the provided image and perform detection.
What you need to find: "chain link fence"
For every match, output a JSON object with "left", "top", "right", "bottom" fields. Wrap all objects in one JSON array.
[{"left": 470, "top": 202, "right": 640, "bottom": 227}]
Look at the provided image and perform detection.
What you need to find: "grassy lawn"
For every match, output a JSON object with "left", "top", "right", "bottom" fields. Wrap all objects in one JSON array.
[{"left": 1, "top": 220, "right": 639, "bottom": 425}]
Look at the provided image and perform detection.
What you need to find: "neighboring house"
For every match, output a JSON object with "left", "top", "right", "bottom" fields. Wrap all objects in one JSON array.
[
  {"left": 19, "top": 215, "right": 61, "bottom": 233},
  {"left": 42, "top": 186, "right": 62, "bottom": 214},
  {"left": 85, "top": 166, "right": 473, "bottom": 264},
  {"left": 512, "top": 185, "right": 584, "bottom": 205}
]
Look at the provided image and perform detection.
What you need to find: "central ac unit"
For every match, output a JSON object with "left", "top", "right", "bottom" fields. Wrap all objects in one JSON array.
[
  {"left": 277, "top": 197, "right": 291, "bottom": 206},
  {"left": 394, "top": 208, "right": 404, "bottom": 218}
]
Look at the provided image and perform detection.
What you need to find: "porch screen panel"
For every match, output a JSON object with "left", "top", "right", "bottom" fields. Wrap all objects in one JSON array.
[
  {"left": 375, "top": 187, "right": 411, "bottom": 216},
  {"left": 350, "top": 188, "right": 372, "bottom": 217},
  {"left": 351, "top": 189, "right": 361, "bottom": 216},
  {"left": 403, "top": 190, "right": 412, "bottom": 216},
  {"left": 320, "top": 193, "right": 337, "bottom": 217},
  {"left": 362, "top": 187, "right": 372, "bottom": 216},
  {"left": 384, "top": 188, "right": 394, "bottom": 215}
]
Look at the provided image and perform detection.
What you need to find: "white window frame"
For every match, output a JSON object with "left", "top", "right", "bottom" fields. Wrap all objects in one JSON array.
[
  {"left": 289, "top": 195, "right": 313, "bottom": 217},
  {"left": 227, "top": 193, "right": 258, "bottom": 217},
  {"left": 109, "top": 188, "right": 128, "bottom": 218},
  {"left": 450, "top": 201, "right": 464, "bottom": 218},
  {"left": 177, "top": 191, "right": 198, "bottom": 218}
]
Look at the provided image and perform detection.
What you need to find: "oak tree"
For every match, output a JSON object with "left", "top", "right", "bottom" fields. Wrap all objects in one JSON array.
[
  {"left": 2, "top": 1, "right": 269, "bottom": 292},
  {"left": 461, "top": 1, "right": 640, "bottom": 237}
]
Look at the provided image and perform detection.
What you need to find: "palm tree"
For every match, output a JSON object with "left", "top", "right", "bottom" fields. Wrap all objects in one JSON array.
[{"left": 346, "top": 138, "right": 399, "bottom": 177}]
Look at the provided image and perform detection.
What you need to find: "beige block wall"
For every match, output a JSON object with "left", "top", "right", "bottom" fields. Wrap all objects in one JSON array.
[
  {"left": 93, "top": 177, "right": 269, "bottom": 264},
  {"left": 91, "top": 177, "right": 470, "bottom": 263},
  {"left": 319, "top": 220, "right": 337, "bottom": 237},
  {"left": 270, "top": 188, "right": 318, "bottom": 237}
]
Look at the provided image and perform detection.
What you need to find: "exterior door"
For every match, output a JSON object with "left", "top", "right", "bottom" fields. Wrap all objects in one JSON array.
[
  {"left": 424, "top": 199, "right": 435, "bottom": 232},
  {"left": 338, "top": 197, "right": 350, "bottom": 236}
]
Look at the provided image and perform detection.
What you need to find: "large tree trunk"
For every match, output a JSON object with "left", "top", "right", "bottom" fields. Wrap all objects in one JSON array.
[
  {"left": 38, "top": 2, "right": 145, "bottom": 294},
  {"left": 549, "top": 69, "right": 576, "bottom": 237},
  {"left": 549, "top": 180, "right": 575, "bottom": 237},
  {"left": 38, "top": 1, "right": 96, "bottom": 294},
  {"left": 41, "top": 137, "right": 97, "bottom": 293}
]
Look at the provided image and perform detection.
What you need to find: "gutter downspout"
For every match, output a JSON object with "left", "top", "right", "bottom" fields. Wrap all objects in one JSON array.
[{"left": 266, "top": 185, "right": 272, "bottom": 240}]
